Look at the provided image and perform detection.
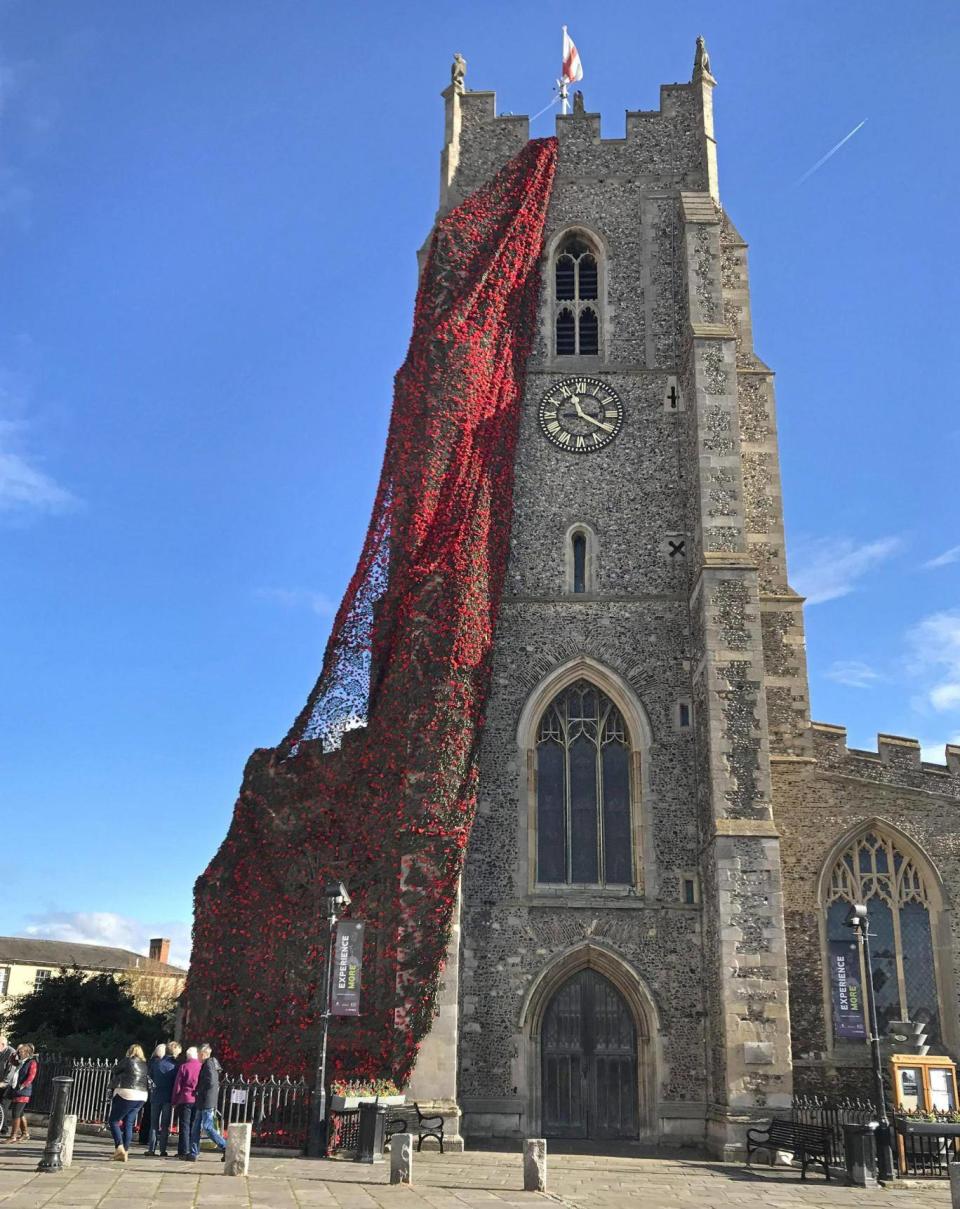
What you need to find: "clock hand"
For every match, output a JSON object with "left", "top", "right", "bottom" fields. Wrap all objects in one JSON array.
[{"left": 572, "top": 398, "right": 614, "bottom": 433}]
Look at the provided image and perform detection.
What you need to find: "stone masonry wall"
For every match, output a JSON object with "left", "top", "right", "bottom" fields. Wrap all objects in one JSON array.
[{"left": 774, "top": 726, "right": 960, "bottom": 1095}]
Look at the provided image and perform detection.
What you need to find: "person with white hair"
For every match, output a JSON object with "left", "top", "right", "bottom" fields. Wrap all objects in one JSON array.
[
  {"left": 171, "top": 1046, "right": 202, "bottom": 1161},
  {"left": 191, "top": 1044, "right": 227, "bottom": 1160},
  {"left": 145, "top": 1043, "right": 176, "bottom": 1157}
]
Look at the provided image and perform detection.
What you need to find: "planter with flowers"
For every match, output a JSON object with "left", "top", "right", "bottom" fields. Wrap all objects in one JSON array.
[
  {"left": 330, "top": 1078, "right": 405, "bottom": 1111},
  {"left": 895, "top": 1108, "right": 960, "bottom": 1137}
]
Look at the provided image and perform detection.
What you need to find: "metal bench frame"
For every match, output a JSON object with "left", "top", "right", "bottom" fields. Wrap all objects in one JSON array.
[
  {"left": 746, "top": 1117, "right": 832, "bottom": 1181},
  {"left": 385, "top": 1102, "right": 445, "bottom": 1154}
]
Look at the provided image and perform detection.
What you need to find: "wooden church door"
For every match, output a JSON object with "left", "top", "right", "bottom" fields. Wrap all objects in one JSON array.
[{"left": 541, "top": 968, "right": 638, "bottom": 1139}]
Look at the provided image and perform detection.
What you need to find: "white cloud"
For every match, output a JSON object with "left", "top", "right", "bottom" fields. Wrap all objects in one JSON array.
[
  {"left": 923, "top": 545, "right": 960, "bottom": 571},
  {"left": 792, "top": 536, "right": 901, "bottom": 605},
  {"left": 22, "top": 911, "right": 191, "bottom": 969},
  {"left": 0, "top": 446, "right": 77, "bottom": 513},
  {"left": 908, "top": 610, "right": 960, "bottom": 715},
  {"left": 0, "top": 372, "right": 78, "bottom": 516},
  {"left": 256, "top": 587, "right": 337, "bottom": 618},
  {"left": 824, "top": 660, "right": 883, "bottom": 689}
]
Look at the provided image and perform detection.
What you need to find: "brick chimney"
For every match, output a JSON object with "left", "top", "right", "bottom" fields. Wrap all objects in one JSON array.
[{"left": 148, "top": 938, "right": 170, "bottom": 965}]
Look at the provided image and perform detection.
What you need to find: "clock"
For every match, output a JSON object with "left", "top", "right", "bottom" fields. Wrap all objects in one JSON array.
[{"left": 538, "top": 377, "right": 623, "bottom": 453}]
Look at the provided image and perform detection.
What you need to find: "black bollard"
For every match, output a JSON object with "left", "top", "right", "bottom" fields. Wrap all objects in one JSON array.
[{"left": 37, "top": 1076, "right": 74, "bottom": 1173}]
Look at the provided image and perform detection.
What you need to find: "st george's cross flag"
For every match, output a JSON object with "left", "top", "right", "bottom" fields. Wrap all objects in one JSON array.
[{"left": 561, "top": 26, "right": 583, "bottom": 84}]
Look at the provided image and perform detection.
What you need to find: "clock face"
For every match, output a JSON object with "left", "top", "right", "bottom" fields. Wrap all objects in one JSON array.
[{"left": 538, "top": 377, "right": 623, "bottom": 453}]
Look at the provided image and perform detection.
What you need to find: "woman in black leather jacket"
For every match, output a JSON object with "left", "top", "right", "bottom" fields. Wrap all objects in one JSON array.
[{"left": 108, "top": 1045, "right": 148, "bottom": 1161}]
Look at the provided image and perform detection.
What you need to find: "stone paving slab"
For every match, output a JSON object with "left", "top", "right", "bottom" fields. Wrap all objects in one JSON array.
[{"left": 0, "top": 1134, "right": 950, "bottom": 1208}]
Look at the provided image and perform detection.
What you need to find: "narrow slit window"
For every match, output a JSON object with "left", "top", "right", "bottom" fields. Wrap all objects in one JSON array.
[{"left": 572, "top": 533, "right": 586, "bottom": 593}]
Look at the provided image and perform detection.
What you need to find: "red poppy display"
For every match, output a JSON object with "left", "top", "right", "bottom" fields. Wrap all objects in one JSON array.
[{"left": 185, "top": 138, "right": 558, "bottom": 1082}]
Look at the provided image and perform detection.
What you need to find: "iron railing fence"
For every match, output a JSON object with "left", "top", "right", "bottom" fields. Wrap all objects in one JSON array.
[
  {"left": 217, "top": 1073, "right": 311, "bottom": 1150},
  {"left": 895, "top": 1121, "right": 960, "bottom": 1178},
  {"left": 791, "top": 1093, "right": 878, "bottom": 1164},
  {"left": 26, "top": 1055, "right": 311, "bottom": 1150}
]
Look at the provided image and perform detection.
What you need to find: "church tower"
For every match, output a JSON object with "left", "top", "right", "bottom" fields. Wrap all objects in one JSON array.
[
  {"left": 409, "top": 39, "right": 808, "bottom": 1157},
  {"left": 189, "top": 37, "right": 960, "bottom": 1158}
]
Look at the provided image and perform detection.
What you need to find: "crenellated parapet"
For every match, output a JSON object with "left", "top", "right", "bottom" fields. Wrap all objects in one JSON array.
[
  {"left": 812, "top": 722, "right": 960, "bottom": 797},
  {"left": 439, "top": 55, "right": 718, "bottom": 215}
]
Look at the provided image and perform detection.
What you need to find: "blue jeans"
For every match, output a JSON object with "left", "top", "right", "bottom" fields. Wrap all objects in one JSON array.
[
  {"left": 109, "top": 1096, "right": 143, "bottom": 1149},
  {"left": 148, "top": 1100, "right": 172, "bottom": 1153},
  {"left": 190, "top": 1107, "right": 226, "bottom": 1156}
]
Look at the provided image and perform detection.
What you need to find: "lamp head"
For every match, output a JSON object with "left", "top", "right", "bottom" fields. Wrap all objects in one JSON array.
[
  {"left": 845, "top": 902, "right": 868, "bottom": 930},
  {"left": 323, "top": 880, "right": 351, "bottom": 912}
]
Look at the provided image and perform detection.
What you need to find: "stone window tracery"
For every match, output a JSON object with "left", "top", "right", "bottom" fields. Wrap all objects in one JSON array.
[
  {"left": 535, "top": 680, "right": 632, "bottom": 886},
  {"left": 824, "top": 828, "right": 943, "bottom": 1046},
  {"left": 553, "top": 234, "right": 602, "bottom": 357}
]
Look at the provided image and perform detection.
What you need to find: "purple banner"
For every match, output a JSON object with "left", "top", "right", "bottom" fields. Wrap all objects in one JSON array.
[
  {"left": 330, "top": 921, "right": 364, "bottom": 1017},
  {"left": 829, "top": 938, "right": 867, "bottom": 1040}
]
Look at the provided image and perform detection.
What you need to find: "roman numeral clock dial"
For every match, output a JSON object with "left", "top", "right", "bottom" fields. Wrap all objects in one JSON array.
[{"left": 538, "top": 377, "right": 623, "bottom": 453}]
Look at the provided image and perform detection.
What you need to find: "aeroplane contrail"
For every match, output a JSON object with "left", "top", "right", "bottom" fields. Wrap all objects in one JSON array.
[{"left": 793, "top": 119, "right": 867, "bottom": 186}]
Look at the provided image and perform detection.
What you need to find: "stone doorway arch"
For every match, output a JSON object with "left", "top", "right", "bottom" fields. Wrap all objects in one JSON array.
[{"left": 518, "top": 942, "right": 659, "bottom": 1138}]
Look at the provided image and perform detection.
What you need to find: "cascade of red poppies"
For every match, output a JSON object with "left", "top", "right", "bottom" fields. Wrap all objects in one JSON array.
[{"left": 186, "top": 138, "right": 558, "bottom": 1082}]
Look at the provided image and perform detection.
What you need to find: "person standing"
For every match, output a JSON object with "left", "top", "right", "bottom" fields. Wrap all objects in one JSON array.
[
  {"left": 145, "top": 1044, "right": 176, "bottom": 1156},
  {"left": 0, "top": 1036, "right": 16, "bottom": 1087},
  {"left": 4, "top": 1044, "right": 37, "bottom": 1143},
  {"left": 191, "top": 1044, "right": 227, "bottom": 1160},
  {"left": 108, "top": 1044, "right": 148, "bottom": 1161},
  {"left": 171, "top": 1046, "right": 202, "bottom": 1161},
  {"left": 0, "top": 1036, "right": 17, "bottom": 1117}
]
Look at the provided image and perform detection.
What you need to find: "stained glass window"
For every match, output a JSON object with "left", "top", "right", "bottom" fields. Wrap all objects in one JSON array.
[
  {"left": 825, "top": 829, "right": 942, "bottom": 1046},
  {"left": 536, "top": 680, "right": 634, "bottom": 886}
]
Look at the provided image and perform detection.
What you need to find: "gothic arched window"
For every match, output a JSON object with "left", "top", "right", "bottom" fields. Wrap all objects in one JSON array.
[
  {"left": 824, "top": 828, "right": 943, "bottom": 1046},
  {"left": 536, "top": 680, "right": 632, "bottom": 886},
  {"left": 553, "top": 234, "right": 602, "bottom": 358}
]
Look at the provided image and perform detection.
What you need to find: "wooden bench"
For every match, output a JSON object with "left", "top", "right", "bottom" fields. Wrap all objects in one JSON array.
[{"left": 746, "top": 1117, "right": 833, "bottom": 1180}]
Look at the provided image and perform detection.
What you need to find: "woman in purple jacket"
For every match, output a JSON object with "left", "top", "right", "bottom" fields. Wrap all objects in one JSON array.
[{"left": 171, "top": 1047, "right": 202, "bottom": 1160}]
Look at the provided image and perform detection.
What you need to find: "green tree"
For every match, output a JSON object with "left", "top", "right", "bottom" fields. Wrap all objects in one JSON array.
[{"left": 2, "top": 967, "right": 167, "bottom": 1058}]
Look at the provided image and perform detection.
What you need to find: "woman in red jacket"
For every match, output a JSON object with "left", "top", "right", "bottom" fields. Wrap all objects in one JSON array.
[{"left": 4, "top": 1043, "right": 38, "bottom": 1143}]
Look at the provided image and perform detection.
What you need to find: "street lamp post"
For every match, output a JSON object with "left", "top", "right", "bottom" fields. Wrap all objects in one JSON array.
[
  {"left": 845, "top": 902, "right": 895, "bottom": 1181},
  {"left": 306, "top": 879, "right": 352, "bottom": 1159}
]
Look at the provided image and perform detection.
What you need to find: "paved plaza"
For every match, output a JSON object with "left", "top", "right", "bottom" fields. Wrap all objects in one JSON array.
[{"left": 0, "top": 1134, "right": 952, "bottom": 1209}]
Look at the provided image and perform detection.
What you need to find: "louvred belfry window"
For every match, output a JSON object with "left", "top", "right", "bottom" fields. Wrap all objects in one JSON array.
[
  {"left": 825, "top": 829, "right": 943, "bottom": 1046},
  {"left": 553, "top": 235, "right": 601, "bottom": 357},
  {"left": 536, "top": 680, "right": 632, "bottom": 886}
]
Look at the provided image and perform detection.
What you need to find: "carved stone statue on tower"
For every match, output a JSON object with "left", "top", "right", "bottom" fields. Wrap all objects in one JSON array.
[
  {"left": 451, "top": 53, "right": 466, "bottom": 93},
  {"left": 693, "top": 35, "right": 712, "bottom": 78},
  {"left": 573, "top": 90, "right": 585, "bottom": 115}
]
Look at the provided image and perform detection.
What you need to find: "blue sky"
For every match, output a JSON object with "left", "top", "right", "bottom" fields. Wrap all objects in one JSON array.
[{"left": 1, "top": 2, "right": 957, "bottom": 966}]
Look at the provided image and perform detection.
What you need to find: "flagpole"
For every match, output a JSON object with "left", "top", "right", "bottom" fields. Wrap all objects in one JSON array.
[{"left": 560, "top": 26, "right": 569, "bottom": 114}]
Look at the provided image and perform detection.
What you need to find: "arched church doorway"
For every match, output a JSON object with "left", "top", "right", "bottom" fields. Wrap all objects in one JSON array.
[{"left": 541, "top": 968, "right": 638, "bottom": 1139}]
